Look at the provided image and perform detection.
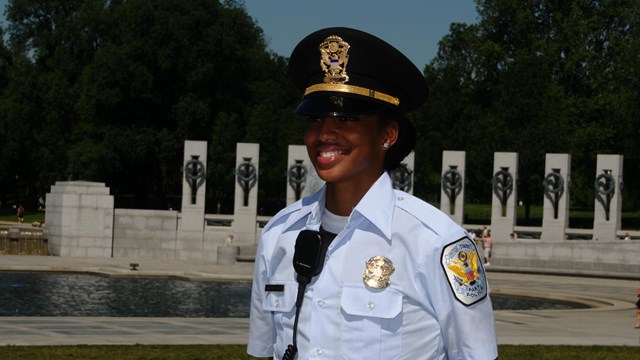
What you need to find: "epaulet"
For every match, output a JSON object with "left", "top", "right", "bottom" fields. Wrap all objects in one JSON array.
[
  {"left": 262, "top": 189, "right": 323, "bottom": 233},
  {"left": 393, "top": 190, "right": 460, "bottom": 238},
  {"left": 262, "top": 200, "right": 302, "bottom": 233}
]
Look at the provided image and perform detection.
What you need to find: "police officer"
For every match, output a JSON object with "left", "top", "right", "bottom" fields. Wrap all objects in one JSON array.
[{"left": 248, "top": 27, "right": 498, "bottom": 359}]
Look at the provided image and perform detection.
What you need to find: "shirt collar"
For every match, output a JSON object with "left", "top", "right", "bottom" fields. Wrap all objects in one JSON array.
[
  {"left": 281, "top": 185, "right": 326, "bottom": 233},
  {"left": 351, "top": 172, "right": 396, "bottom": 240},
  {"left": 282, "top": 173, "right": 396, "bottom": 241}
]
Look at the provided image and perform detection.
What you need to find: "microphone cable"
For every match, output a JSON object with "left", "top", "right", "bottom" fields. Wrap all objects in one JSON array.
[
  {"left": 282, "top": 274, "right": 311, "bottom": 360},
  {"left": 282, "top": 229, "right": 330, "bottom": 360}
]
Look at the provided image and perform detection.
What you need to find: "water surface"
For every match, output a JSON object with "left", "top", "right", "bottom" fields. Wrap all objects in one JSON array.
[{"left": 0, "top": 272, "right": 588, "bottom": 317}]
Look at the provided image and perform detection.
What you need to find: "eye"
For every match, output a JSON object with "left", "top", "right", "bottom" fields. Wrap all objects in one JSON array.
[{"left": 338, "top": 116, "right": 357, "bottom": 122}]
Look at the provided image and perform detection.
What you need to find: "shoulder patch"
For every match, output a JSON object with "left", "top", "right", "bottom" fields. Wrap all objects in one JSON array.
[{"left": 440, "top": 237, "right": 488, "bottom": 306}]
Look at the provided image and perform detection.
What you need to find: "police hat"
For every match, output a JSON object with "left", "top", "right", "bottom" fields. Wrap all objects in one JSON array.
[
  {"left": 289, "top": 27, "right": 427, "bottom": 117},
  {"left": 289, "top": 27, "right": 427, "bottom": 170}
]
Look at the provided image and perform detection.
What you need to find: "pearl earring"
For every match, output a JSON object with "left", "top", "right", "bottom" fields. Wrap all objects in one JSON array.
[{"left": 383, "top": 142, "right": 389, "bottom": 149}]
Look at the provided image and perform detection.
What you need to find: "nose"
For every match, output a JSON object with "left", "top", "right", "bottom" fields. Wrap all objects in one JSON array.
[{"left": 315, "top": 117, "right": 339, "bottom": 141}]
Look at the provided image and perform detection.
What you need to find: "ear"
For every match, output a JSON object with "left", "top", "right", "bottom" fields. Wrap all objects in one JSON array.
[{"left": 382, "top": 121, "right": 399, "bottom": 149}]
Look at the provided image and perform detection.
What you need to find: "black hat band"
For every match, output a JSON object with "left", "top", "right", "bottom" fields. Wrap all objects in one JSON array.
[{"left": 304, "top": 83, "right": 400, "bottom": 107}]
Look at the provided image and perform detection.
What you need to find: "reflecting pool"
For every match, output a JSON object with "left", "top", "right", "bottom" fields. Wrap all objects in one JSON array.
[
  {"left": 0, "top": 272, "right": 250, "bottom": 317},
  {"left": 0, "top": 272, "right": 589, "bottom": 317},
  {"left": 491, "top": 294, "right": 589, "bottom": 311}
]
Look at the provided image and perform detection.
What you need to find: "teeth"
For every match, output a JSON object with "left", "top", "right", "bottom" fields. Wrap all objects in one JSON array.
[{"left": 319, "top": 150, "right": 342, "bottom": 158}]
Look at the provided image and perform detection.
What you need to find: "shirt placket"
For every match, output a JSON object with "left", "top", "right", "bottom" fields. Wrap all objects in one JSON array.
[{"left": 305, "top": 223, "right": 353, "bottom": 359}]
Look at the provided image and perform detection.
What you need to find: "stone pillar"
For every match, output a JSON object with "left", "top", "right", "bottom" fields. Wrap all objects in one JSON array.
[
  {"left": 390, "top": 151, "right": 415, "bottom": 194},
  {"left": 233, "top": 143, "right": 260, "bottom": 244},
  {"left": 541, "top": 154, "right": 571, "bottom": 242},
  {"left": 177, "top": 140, "right": 207, "bottom": 260},
  {"left": 490, "top": 152, "right": 518, "bottom": 243},
  {"left": 440, "top": 150, "right": 466, "bottom": 225},
  {"left": 593, "top": 154, "right": 623, "bottom": 241},
  {"left": 286, "top": 145, "right": 323, "bottom": 206},
  {"left": 45, "top": 181, "right": 114, "bottom": 257}
]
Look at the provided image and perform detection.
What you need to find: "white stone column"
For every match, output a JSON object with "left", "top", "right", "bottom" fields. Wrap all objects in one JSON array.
[
  {"left": 490, "top": 152, "right": 518, "bottom": 243},
  {"left": 390, "top": 152, "right": 415, "bottom": 195},
  {"left": 440, "top": 150, "right": 466, "bottom": 225},
  {"left": 45, "top": 181, "right": 114, "bottom": 257},
  {"left": 593, "top": 154, "right": 623, "bottom": 241},
  {"left": 233, "top": 143, "right": 260, "bottom": 244},
  {"left": 541, "top": 154, "right": 571, "bottom": 242},
  {"left": 286, "top": 145, "right": 323, "bottom": 206},
  {"left": 177, "top": 140, "right": 208, "bottom": 260}
]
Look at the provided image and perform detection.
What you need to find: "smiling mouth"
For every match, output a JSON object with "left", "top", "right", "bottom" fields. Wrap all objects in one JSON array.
[{"left": 319, "top": 150, "right": 345, "bottom": 158}]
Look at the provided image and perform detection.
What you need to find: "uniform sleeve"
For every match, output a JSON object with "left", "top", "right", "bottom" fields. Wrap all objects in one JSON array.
[
  {"left": 421, "top": 236, "right": 499, "bottom": 360},
  {"left": 247, "top": 235, "right": 275, "bottom": 358}
]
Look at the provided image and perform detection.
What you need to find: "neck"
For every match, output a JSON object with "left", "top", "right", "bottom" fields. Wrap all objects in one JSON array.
[{"left": 324, "top": 175, "right": 381, "bottom": 216}]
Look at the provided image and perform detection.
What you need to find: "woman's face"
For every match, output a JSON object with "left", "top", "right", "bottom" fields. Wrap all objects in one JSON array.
[{"left": 304, "top": 114, "right": 398, "bottom": 187}]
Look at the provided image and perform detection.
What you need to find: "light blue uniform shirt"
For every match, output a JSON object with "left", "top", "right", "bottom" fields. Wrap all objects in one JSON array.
[{"left": 248, "top": 173, "right": 498, "bottom": 359}]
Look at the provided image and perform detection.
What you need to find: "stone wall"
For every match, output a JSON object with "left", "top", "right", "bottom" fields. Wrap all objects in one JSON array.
[
  {"left": 113, "top": 209, "right": 179, "bottom": 259},
  {"left": 491, "top": 240, "right": 640, "bottom": 277}
]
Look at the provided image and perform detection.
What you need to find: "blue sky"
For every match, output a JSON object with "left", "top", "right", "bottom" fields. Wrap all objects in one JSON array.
[
  {"left": 0, "top": 0, "right": 479, "bottom": 68},
  {"left": 244, "top": 0, "right": 479, "bottom": 68}
]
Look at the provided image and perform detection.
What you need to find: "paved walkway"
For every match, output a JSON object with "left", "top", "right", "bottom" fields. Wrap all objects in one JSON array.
[{"left": 0, "top": 255, "right": 639, "bottom": 346}]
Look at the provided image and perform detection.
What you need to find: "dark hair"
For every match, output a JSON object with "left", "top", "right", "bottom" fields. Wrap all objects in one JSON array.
[{"left": 379, "top": 110, "right": 416, "bottom": 171}]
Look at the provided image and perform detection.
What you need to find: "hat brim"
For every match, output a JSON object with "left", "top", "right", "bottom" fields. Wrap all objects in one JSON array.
[{"left": 294, "top": 94, "right": 388, "bottom": 117}]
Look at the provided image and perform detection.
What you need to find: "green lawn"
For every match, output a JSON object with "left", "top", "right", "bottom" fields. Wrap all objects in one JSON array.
[
  {"left": 464, "top": 203, "right": 640, "bottom": 229},
  {"left": 1, "top": 203, "right": 638, "bottom": 230},
  {"left": 0, "top": 345, "right": 637, "bottom": 359},
  {"left": 0, "top": 208, "right": 45, "bottom": 224}
]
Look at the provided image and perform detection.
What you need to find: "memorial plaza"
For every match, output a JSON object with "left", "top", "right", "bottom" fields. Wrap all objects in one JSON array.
[
  {"left": 1, "top": 144, "right": 638, "bottom": 348},
  {"left": 0, "top": 254, "right": 639, "bottom": 347}
]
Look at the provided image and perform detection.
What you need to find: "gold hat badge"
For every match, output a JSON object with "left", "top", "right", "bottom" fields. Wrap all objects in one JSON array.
[
  {"left": 303, "top": 35, "right": 400, "bottom": 107},
  {"left": 319, "top": 35, "right": 350, "bottom": 84},
  {"left": 363, "top": 256, "right": 395, "bottom": 289}
]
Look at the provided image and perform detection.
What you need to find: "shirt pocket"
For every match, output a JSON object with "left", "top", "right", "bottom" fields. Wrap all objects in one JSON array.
[
  {"left": 340, "top": 283, "right": 403, "bottom": 360},
  {"left": 262, "top": 281, "right": 298, "bottom": 355}
]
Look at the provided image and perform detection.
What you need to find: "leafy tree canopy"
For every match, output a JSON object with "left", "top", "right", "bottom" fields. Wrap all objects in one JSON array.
[
  {"left": 0, "top": 0, "right": 301, "bottom": 213},
  {"left": 416, "top": 0, "right": 639, "bottom": 215}
]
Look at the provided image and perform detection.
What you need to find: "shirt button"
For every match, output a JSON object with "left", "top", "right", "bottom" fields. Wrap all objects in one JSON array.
[
  {"left": 367, "top": 301, "right": 375, "bottom": 310},
  {"left": 274, "top": 299, "right": 280, "bottom": 308},
  {"left": 397, "top": 196, "right": 404, "bottom": 201},
  {"left": 316, "top": 348, "right": 323, "bottom": 356},
  {"left": 316, "top": 299, "right": 325, "bottom": 308}
]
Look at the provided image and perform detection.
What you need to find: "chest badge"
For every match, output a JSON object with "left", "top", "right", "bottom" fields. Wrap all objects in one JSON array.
[{"left": 363, "top": 256, "right": 395, "bottom": 289}]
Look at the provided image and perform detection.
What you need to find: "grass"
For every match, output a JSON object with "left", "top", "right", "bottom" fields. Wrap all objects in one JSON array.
[
  {"left": 2, "top": 204, "right": 638, "bottom": 230},
  {"left": 0, "top": 208, "right": 45, "bottom": 224},
  {"left": 0, "top": 345, "right": 638, "bottom": 359},
  {"left": 464, "top": 203, "right": 640, "bottom": 229}
]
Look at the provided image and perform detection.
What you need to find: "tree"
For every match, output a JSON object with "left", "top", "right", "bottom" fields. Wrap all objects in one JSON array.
[
  {"left": 417, "top": 0, "right": 640, "bottom": 220},
  {"left": 0, "top": 0, "right": 301, "bottom": 212}
]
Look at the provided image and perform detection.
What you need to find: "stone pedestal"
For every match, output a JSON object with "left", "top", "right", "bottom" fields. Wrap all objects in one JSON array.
[
  {"left": 592, "top": 154, "right": 623, "bottom": 241},
  {"left": 45, "top": 181, "right": 114, "bottom": 257},
  {"left": 490, "top": 152, "right": 518, "bottom": 243},
  {"left": 177, "top": 140, "right": 207, "bottom": 260},
  {"left": 440, "top": 150, "right": 466, "bottom": 225},
  {"left": 541, "top": 154, "right": 571, "bottom": 241},
  {"left": 233, "top": 143, "right": 260, "bottom": 244},
  {"left": 286, "top": 145, "right": 323, "bottom": 206}
]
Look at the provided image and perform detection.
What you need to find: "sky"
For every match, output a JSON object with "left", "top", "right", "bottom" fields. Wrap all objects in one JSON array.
[
  {"left": 0, "top": 0, "right": 479, "bottom": 69},
  {"left": 243, "top": 0, "right": 479, "bottom": 69}
]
